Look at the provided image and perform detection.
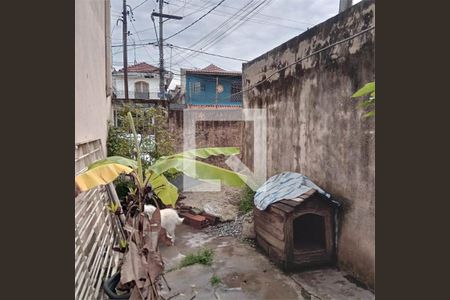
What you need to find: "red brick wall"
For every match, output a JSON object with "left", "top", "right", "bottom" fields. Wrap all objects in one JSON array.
[{"left": 169, "top": 110, "right": 244, "bottom": 168}]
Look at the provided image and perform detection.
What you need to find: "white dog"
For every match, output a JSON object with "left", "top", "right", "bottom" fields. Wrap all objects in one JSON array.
[{"left": 144, "top": 204, "right": 184, "bottom": 244}]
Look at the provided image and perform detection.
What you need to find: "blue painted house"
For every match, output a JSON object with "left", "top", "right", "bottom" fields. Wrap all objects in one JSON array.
[{"left": 181, "top": 64, "right": 242, "bottom": 107}]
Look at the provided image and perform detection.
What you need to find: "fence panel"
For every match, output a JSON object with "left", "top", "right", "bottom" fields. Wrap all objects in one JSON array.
[{"left": 75, "top": 139, "right": 124, "bottom": 300}]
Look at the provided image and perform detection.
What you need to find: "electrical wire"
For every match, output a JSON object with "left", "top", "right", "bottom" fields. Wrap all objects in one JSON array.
[
  {"left": 174, "top": 0, "right": 314, "bottom": 26},
  {"left": 112, "top": 41, "right": 248, "bottom": 62},
  {"left": 132, "top": 0, "right": 149, "bottom": 10},
  {"left": 164, "top": 0, "right": 227, "bottom": 41},
  {"left": 170, "top": 45, "right": 248, "bottom": 62},
  {"left": 170, "top": 0, "right": 257, "bottom": 64},
  {"left": 196, "top": 0, "right": 273, "bottom": 51},
  {"left": 173, "top": 0, "right": 272, "bottom": 64},
  {"left": 169, "top": 0, "right": 311, "bottom": 29},
  {"left": 130, "top": 21, "right": 160, "bottom": 64}
]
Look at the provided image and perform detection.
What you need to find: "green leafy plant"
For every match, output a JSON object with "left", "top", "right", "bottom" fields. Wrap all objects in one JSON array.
[
  {"left": 239, "top": 186, "right": 256, "bottom": 214},
  {"left": 75, "top": 112, "right": 248, "bottom": 299},
  {"left": 119, "top": 239, "right": 128, "bottom": 250},
  {"left": 210, "top": 275, "right": 221, "bottom": 286},
  {"left": 77, "top": 114, "right": 247, "bottom": 208},
  {"left": 352, "top": 81, "right": 375, "bottom": 117},
  {"left": 179, "top": 248, "right": 214, "bottom": 268},
  {"left": 107, "top": 104, "right": 174, "bottom": 168},
  {"left": 106, "top": 202, "right": 120, "bottom": 214}
]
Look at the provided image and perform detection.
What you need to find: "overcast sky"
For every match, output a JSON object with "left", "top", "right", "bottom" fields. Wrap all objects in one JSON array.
[{"left": 111, "top": 0, "right": 361, "bottom": 88}]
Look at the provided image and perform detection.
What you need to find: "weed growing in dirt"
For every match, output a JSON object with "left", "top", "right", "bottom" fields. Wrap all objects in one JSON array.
[
  {"left": 210, "top": 275, "right": 221, "bottom": 286},
  {"left": 239, "top": 186, "right": 256, "bottom": 214},
  {"left": 179, "top": 248, "right": 214, "bottom": 268}
]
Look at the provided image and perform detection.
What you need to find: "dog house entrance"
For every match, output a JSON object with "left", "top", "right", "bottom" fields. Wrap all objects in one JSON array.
[{"left": 293, "top": 213, "right": 326, "bottom": 251}]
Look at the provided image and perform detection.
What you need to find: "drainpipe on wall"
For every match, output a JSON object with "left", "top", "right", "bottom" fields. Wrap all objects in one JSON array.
[{"left": 339, "top": 0, "right": 352, "bottom": 13}]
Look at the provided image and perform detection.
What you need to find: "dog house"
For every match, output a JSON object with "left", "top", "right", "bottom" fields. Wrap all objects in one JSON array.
[{"left": 254, "top": 188, "right": 338, "bottom": 270}]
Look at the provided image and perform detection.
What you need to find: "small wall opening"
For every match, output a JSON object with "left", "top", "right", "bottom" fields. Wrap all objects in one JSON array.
[{"left": 293, "top": 213, "right": 326, "bottom": 251}]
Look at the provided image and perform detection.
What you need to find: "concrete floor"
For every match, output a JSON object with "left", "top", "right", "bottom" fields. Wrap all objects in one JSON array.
[{"left": 159, "top": 224, "right": 374, "bottom": 300}]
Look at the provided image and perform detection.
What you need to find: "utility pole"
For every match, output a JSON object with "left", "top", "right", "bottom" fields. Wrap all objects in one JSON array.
[
  {"left": 151, "top": 5, "right": 182, "bottom": 121},
  {"left": 122, "top": 0, "right": 129, "bottom": 100},
  {"left": 158, "top": 0, "right": 165, "bottom": 107}
]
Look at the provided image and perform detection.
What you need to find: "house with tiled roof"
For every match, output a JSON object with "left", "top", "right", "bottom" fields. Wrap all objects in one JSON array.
[
  {"left": 180, "top": 64, "right": 242, "bottom": 108},
  {"left": 112, "top": 62, "right": 173, "bottom": 100}
]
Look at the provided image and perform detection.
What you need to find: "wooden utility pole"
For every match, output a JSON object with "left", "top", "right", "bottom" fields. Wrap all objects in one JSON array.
[
  {"left": 158, "top": 0, "right": 165, "bottom": 105},
  {"left": 151, "top": 3, "right": 182, "bottom": 123},
  {"left": 122, "top": 0, "right": 129, "bottom": 100}
]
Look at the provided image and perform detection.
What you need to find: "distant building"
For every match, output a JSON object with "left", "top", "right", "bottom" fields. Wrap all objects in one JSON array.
[
  {"left": 112, "top": 62, "right": 173, "bottom": 100},
  {"left": 180, "top": 64, "right": 242, "bottom": 108}
]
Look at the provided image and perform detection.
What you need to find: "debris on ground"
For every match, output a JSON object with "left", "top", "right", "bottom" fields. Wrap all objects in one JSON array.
[
  {"left": 204, "top": 211, "right": 254, "bottom": 240},
  {"left": 179, "top": 212, "right": 209, "bottom": 229},
  {"left": 178, "top": 205, "right": 220, "bottom": 229},
  {"left": 177, "top": 186, "right": 241, "bottom": 222}
]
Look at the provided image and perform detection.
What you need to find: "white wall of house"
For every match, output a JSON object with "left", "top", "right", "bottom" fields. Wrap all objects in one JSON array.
[
  {"left": 113, "top": 73, "right": 160, "bottom": 96},
  {"left": 75, "top": 0, "right": 112, "bottom": 151}
]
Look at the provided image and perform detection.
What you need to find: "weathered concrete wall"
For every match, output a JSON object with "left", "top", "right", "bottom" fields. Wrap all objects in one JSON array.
[
  {"left": 242, "top": 0, "right": 375, "bottom": 288},
  {"left": 75, "top": 0, "right": 112, "bottom": 150}
]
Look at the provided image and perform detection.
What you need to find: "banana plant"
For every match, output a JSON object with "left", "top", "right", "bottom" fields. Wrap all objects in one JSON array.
[
  {"left": 75, "top": 112, "right": 247, "bottom": 209},
  {"left": 76, "top": 112, "right": 249, "bottom": 299}
]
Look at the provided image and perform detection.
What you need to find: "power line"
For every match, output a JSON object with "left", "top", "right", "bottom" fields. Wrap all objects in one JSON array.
[
  {"left": 130, "top": 21, "right": 159, "bottom": 64},
  {"left": 179, "top": 0, "right": 314, "bottom": 26},
  {"left": 112, "top": 41, "right": 248, "bottom": 62},
  {"left": 197, "top": 0, "right": 273, "bottom": 52},
  {"left": 132, "top": 0, "right": 149, "bottom": 10},
  {"left": 172, "top": 45, "right": 218, "bottom": 65},
  {"left": 170, "top": 0, "right": 256, "bottom": 64},
  {"left": 169, "top": 0, "right": 303, "bottom": 31},
  {"left": 170, "top": 44, "right": 248, "bottom": 62},
  {"left": 164, "top": 0, "right": 227, "bottom": 41},
  {"left": 173, "top": 0, "right": 272, "bottom": 64},
  {"left": 172, "top": 47, "right": 197, "bottom": 68}
]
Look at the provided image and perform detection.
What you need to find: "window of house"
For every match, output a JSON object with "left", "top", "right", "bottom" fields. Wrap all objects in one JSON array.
[
  {"left": 135, "top": 81, "right": 149, "bottom": 99},
  {"left": 230, "top": 81, "right": 242, "bottom": 102},
  {"left": 191, "top": 81, "right": 205, "bottom": 94}
]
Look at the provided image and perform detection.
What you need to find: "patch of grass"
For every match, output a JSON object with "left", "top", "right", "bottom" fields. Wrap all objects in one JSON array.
[
  {"left": 210, "top": 275, "right": 221, "bottom": 286},
  {"left": 179, "top": 248, "right": 214, "bottom": 268},
  {"left": 239, "top": 186, "right": 256, "bottom": 214}
]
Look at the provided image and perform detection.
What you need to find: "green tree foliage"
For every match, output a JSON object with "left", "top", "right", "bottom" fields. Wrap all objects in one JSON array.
[{"left": 107, "top": 104, "right": 174, "bottom": 168}]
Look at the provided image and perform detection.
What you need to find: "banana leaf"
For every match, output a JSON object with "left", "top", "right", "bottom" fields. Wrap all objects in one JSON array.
[
  {"left": 87, "top": 156, "right": 138, "bottom": 170},
  {"left": 149, "top": 157, "right": 247, "bottom": 188},
  {"left": 153, "top": 147, "right": 240, "bottom": 172},
  {"left": 145, "top": 171, "right": 179, "bottom": 207},
  {"left": 76, "top": 163, "right": 134, "bottom": 192},
  {"left": 352, "top": 82, "right": 375, "bottom": 98},
  {"left": 165, "top": 147, "right": 240, "bottom": 159}
]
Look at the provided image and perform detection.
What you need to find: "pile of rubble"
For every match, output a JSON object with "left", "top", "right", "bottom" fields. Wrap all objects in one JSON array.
[{"left": 204, "top": 215, "right": 245, "bottom": 238}]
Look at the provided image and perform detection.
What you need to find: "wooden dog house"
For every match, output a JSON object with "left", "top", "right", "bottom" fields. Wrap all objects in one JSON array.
[{"left": 254, "top": 189, "right": 338, "bottom": 270}]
